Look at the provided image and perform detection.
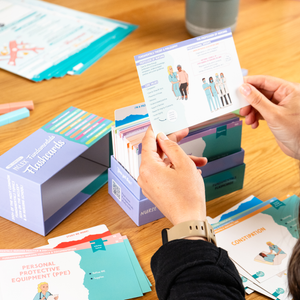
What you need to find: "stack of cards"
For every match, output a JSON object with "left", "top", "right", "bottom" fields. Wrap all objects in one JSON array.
[
  {"left": 0, "top": 225, "right": 151, "bottom": 300},
  {"left": 208, "top": 194, "right": 299, "bottom": 300},
  {"left": 112, "top": 102, "right": 243, "bottom": 180},
  {"left": 0, "top": 0, "right": 137, "bottom": 81}
]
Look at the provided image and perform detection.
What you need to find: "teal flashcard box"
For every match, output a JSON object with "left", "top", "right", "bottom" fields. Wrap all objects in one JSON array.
[{"left": 0, "top": 107, "right": 113, "bottom": 235}]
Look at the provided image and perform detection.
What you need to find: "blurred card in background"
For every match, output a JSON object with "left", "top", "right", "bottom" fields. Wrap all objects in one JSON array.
[{"left": 0, "top": 0, "right": 137, "bottom": 81}]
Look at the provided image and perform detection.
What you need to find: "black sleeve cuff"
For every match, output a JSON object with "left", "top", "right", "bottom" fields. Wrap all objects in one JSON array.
[{"left": 151, "top": 239, "right": 245, "bottom": 300}]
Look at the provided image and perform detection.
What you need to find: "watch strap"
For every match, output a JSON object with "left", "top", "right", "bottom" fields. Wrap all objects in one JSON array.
[{"left": 162, "top": 219, "right": 217, "bottom": 245}]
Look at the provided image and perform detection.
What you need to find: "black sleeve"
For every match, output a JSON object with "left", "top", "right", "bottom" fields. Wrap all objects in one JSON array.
[{"left": 151, "top": 239, "right": 245, "bottom": 300}]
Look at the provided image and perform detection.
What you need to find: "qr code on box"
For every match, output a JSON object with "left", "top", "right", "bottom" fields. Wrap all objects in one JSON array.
[{"left": 112, "top": 179, "right": 121, "bottom": 201}]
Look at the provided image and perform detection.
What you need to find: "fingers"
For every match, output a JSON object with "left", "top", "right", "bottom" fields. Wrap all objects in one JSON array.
[
  {"left": 188, "top": 156, "right": 207, "bottom": 167},
  {"left": 239, "top": 83, "right": 278, "bottom": 123},
  {"left": 245, "top": 107, "right": 257, "bottom": 125},
  {"left": 167, "top": 128, "right": 189, "bottom": 143},
  {"left": 140, "top": 126, "right": 160, "bottom": 163},
  {"left": 244, "top": 75, "right": 287, "bottom": 93},
  {"left": 157, "top": 132, "right": 191, "bottom": 168},
  {"left": 239, "top": 105, "right": 252, "bottom": 117}
]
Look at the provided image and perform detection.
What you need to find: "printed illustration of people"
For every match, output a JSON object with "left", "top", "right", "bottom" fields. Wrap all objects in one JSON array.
[
  {"left": 33, "top": 282, "right": 59, "bottom": 300},
  {"left": 167, "top": 66, "right": 181, "bottom": 100},
  {"left": 167, "top": 65, "right": 189, "bottom": 100},
  {"left": 254, "top": 242, "right": 287, "bottom": 265},
  {"left": 202, "top": 72, "right": 232, "bottom": 112}
]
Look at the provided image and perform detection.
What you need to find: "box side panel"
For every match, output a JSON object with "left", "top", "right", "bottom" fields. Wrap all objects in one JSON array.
[
  {"left": 110, "top": 155, "right": 144, "bottom": 200},
  {"left": 41, "top": 157, "right": 107, "bottom": 222},
  {"left": 44, "top": 192, "right": 90, "bottom": 235},
  {"left": 199, "top": 149, "right": 244, "bottom": 177},
  {"left": 138, "top": 198, "right": 164, "bottom": 226},
  {"left": 80, "top": 133, "right": 112, "bottom": 168},
  {"left": 44, "top": 169, "right": 108, "bottom": 235},
  {"left": 204, "top": 163, "right": 245, "bottom": 201},
  {"left": 0, "top": 169, "right": 44, "bottom": 235},
  {"left": 108, "top": 169, "right": 139, "bottom": 225}
]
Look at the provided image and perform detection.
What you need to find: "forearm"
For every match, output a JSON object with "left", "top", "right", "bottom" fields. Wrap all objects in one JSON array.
[{"left": 151, "top": 239, "right": 245, "bottom": 300}]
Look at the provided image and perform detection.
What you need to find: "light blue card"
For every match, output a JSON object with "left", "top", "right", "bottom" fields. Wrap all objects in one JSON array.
[
  {"left": 76, "top": 240, "right": 144, "bottom": 300},
  {"left": 123, "top": 237, "right": 152, "bottom": 293},
  {"left": 115, "top": 102, "right": 149, "bottom": 127}
]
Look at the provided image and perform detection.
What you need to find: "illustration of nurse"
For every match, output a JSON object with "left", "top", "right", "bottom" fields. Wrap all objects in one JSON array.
[
  {"left": 167, "top": 66, "right": 181, "bottom": 100},
  {"left": 33, "top": 282, "right": 58, "bottom": 300},
  {"left": 220, "top": 72, "right": 232, "bottom": 104},
  {"left": 215, "top": 73, "right": 228, "bottom": 106},
  {"left": 267, "top": 242, "right": 286, "bottom": 255},
  {"left": 202, "top": 78, "right": 216, "bottom": 112},
  {"left": 209, "top": 77, "right": 221, "bottom": 110}
]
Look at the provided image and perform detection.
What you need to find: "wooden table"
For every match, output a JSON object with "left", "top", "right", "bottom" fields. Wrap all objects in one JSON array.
[{"left": 1, "top": 0, "right": 300, "bottom": 299}]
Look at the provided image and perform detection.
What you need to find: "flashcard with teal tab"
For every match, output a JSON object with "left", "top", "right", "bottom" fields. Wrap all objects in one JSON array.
[
  {"left": 215, "top": 195, "right": 300, "bottom": 284},
  {"left": 0, "top": 236, "right": 146, "bottom": 300}
]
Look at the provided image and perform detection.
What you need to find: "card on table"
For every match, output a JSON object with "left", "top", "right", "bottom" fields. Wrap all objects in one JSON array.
[
  {"left": 0, "top": 239, "right": 143, "bottom": 300},
  {"left": 215, "top": 195, "right": 299, "bottom": 283}
]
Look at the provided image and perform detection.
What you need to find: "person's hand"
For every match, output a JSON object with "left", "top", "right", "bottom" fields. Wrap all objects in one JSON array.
[
  {"left": 137, "top": 126, "right": 207, "bottom": 225},
  {"left": 239, "top": 75, "right": 300, "bottom": 159}
]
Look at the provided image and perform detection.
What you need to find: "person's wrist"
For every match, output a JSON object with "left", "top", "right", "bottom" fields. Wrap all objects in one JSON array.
[
  {"left": 171, "top": 213, "right": 206, "bottom": 226},
  {"left": 184, "top": 236, "right": 208, "bottom": 241}
]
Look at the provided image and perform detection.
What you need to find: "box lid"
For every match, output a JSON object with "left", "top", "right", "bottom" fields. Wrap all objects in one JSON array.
[{"left": 0, "top": 107, "right": 113, "bottom": 184}]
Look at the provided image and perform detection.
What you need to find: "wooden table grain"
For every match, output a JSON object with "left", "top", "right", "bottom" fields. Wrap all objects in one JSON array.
[{"left": 1, "top": 0, "right": 300, "bottom": 299}]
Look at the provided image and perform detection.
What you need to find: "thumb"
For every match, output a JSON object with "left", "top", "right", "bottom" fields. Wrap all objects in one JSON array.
[
  {"left": 157, "top": 132, "right": 190, "bottom": 168},
  {"left": 239, "top": 83, "right": 278, "bottom": 120}
]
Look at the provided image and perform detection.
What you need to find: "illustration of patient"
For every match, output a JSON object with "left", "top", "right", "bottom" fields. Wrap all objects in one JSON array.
[
  {"left": 259, "top": 252, "right": 276, "bottom": 262},
  {"left": 254, "top": 242, "right": 287, "bottom": 265}
]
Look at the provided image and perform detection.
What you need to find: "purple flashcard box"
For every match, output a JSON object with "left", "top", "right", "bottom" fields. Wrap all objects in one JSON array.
[
  {"left": 108, "top": 151, "right": 245, "bottom": 226},
  {"left": 0, "top": 107, "right": 113, "bottom": 236},
  {"left": 110, "top": 149, "right": 244, "bottom": 200},
  {"left": 108, "top": 168, "right": 164, "bottom": 226}
]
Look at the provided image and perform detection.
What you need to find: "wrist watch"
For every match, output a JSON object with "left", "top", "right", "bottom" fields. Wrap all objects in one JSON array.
[{"left": 162, "top": 219, "right": 217, "bottom": 245}]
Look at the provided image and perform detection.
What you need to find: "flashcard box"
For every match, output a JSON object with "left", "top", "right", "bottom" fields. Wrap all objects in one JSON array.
[
  {"left": 108, "top": 153, "right": 245, "bottom": 226},
  {"left": 0, "top": 107, "right": 113, "bottom": 236}
]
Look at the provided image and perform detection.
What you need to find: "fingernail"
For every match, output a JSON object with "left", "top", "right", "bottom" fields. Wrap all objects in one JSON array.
[
  {"left": 240, "top": 84, "right": 251, "bottom": 96},
  {"left": 158, "top": 132, "right": 168, "bottom": 140}
]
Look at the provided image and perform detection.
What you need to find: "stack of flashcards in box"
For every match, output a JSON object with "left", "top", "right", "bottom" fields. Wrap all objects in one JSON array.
[
  {"left": 0, "top": 0, "right": 137, "bottom": 81},
  {"left": 108, "top": 102, "right": 246, "bottom": 226},
  {"left": 0, "top": 225, "right": 152, "bottom": 300},
  {"left": 208, "top": 193, "right": 299, "bottom": 300}
]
